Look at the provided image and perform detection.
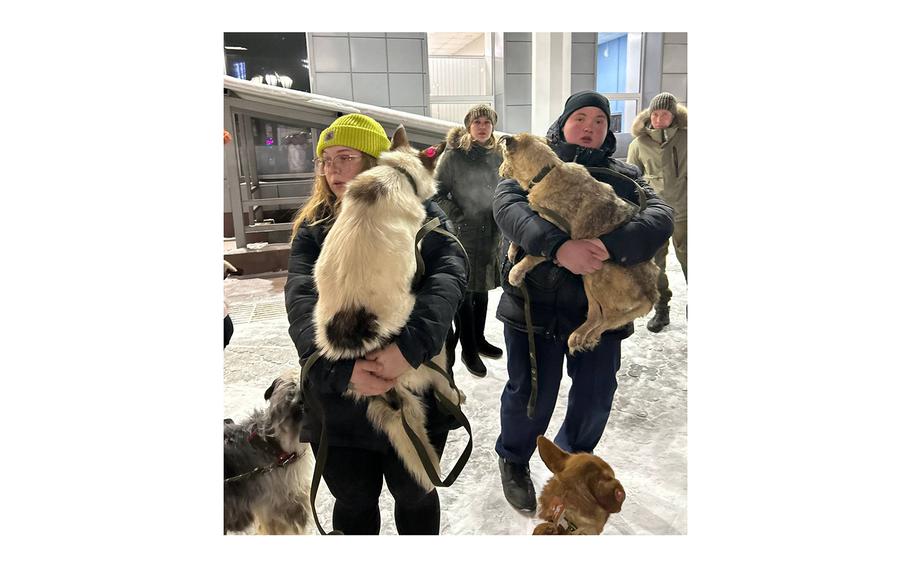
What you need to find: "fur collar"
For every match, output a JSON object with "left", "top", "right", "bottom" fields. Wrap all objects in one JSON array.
[
  {"left": 631, "top": 103, "right": 688, "bottom": 138},
  {"left": 445, "top": 125, "right": 498, "bottom": 156}
]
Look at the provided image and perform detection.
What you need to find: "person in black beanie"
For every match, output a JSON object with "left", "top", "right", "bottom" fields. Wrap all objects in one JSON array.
[{"left": 493, "top": 91, "right": 674, "bottom": 512}]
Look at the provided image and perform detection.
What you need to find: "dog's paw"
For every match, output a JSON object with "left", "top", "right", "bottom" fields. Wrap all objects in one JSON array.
[
  {"left": 508, "top": 267, "right": 527, "bottom": 287},
  {"left": 568, "top": 332, "right": 601, "bottom": 355},
  {"left": 507, "top": 243, "right": 519, "bottom": 263}
]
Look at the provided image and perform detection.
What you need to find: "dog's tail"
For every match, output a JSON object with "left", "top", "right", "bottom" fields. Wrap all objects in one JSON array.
[{"left": 323, "top": 306, "right": 381, "bottom": 354}]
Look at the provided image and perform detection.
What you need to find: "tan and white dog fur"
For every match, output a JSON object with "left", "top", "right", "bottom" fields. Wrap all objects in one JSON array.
[
  {"left": 499, "top": 133, "right": 660, "bottom": 354},
  {"left": 313, "top": 126, "right": 462, "bottom": 491}
]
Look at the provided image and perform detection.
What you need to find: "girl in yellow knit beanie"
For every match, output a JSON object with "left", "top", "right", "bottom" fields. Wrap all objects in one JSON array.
[{"left": 285, "top": 113, "right": 467, "bottom": 535}]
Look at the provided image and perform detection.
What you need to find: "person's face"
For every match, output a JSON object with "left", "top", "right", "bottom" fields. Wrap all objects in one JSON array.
[
  {"left": 469, "top": 116, "right": 493, "bottom": 144},
  {"left": 562, "top": 106, "right": 608, "bottom": 149},
  {"left": 650, "top": 109, "right": 674, "bottom": 129},
  {"left": 319, "top": 146, "right": 365, "bottom": 199}
]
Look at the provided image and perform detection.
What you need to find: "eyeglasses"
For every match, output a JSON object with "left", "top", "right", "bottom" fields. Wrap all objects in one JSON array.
[{"left": 314, "top": 154, "right": 363, "bottom": 176}]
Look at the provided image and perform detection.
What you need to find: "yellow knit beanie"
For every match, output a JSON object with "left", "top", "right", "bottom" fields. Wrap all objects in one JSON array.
[{"left": 316, "top": 113, "right": 391, "bottom": 158}]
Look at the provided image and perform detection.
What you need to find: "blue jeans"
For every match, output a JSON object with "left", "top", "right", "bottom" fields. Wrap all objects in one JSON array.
[{"left": 495, "top": 324, "right": 621, "bottom": 464}]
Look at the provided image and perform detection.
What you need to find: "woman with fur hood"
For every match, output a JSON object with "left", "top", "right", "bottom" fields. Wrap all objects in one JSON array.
[
  {"left": 284, "top": 114, "right": 468, "bottom": 534},
  {"left": 432, "top": 104, "right": 504, "bottom": 378},
  {"left": 493, "top": 91, "right": 674, "bottom": 512},
  {"left": 626, "top": 92, "right": 687, "bottom": 332}
]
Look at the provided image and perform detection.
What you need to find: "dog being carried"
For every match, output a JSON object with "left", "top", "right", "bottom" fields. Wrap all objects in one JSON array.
[
  {"left": 224, "top": 375, "right": 312, "bottom": 534},
  {"left": 312, "top": 126, "right": 464, "bottom": 492},
  {"left": 498, "top": 133, "right": 659, "bottom": 354}
]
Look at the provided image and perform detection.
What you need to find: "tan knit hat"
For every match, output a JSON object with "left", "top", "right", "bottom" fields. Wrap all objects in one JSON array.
[
  {"left": 463, "top": 104, "right": 498, "bottom": 128},
  {"left": 648, "top": 92, "right": 678, "bottom": 115}
]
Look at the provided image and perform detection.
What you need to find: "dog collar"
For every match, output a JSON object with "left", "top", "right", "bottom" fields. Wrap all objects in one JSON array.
[
  {"left": 527, "top": 165, "right": 554, "bottom": 189},
  {"left": 393, "top": 166, "right": 420, "bottom": 196}
]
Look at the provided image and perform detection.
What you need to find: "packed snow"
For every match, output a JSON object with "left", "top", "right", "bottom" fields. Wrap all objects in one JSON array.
[{"left": 223, "top": 250, "right": 687, "bottom": 535}]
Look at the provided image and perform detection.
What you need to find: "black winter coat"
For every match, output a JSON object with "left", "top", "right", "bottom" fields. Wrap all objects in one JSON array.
[
  {"left": 494, "top": 120, "right": 674, "bottom": 343},
  {"left": 432, "top": 127, "right": 504, "bottom": 292},
  {"left": 284, "top": 201, "right": 468, "bottom": 452}
]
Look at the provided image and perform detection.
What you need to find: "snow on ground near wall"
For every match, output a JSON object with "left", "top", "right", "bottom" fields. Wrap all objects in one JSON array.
[{"left": 224, "top": 251, "right": 687, "bottom": 535}]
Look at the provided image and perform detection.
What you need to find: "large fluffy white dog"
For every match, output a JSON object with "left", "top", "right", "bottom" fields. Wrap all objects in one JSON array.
[{"left": 313, "top": 126, "right": 463, "bottom": 491}]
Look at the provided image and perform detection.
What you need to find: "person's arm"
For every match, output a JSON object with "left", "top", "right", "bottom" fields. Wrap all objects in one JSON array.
[
  {"left": 626, "top": 139, "right": 644, "bottom": 173},
  {"left": 492, "top": 178, "right": 571, "bottom": 260},
  {"left": 431, "top": 151, "right": 465, "bottom": 222},
  {"left": 392, "top": 202, "right": 468, "bottom": 368},
  {"left": 599, "top": 177, "right": 674, "bottom": 266},
  {"left": 284, "top": 225, "right": 355, "bottom": 395}
]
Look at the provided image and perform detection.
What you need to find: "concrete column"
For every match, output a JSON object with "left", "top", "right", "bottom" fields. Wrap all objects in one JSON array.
[{"left": 531, "top": 32, "right": 572, "bottom": 136}]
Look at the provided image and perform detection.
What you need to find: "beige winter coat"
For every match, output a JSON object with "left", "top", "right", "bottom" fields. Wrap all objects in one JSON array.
[{"left": 626, "top": 104, "right": 687, "bottom": 222}]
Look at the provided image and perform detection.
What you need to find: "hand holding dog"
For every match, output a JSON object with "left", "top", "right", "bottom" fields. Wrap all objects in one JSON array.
[
  {"left": 556, "top": 239, "right": 610, "bottom": 275},
  {"left": 349, "top": 359, "right": 396, "bottom": 396},
  {"left": 366, "top": 343, "right": 413, "bottom": 380}
]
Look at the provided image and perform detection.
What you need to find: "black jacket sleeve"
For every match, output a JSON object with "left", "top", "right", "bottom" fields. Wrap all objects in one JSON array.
[
  {"left": 284, "top": 223, "right": 355, "bottom": 395},
  {"left": 431, "top": 150, "right": 465, "bottom": 224},
  {"left": 493, "top": 178, "right": 571, "bottom": 259},
  {"left": 599, "top": 177, "right": 675, "bottom": 266},
  {"left": 394, "top": 201, "right": 469, "bottom": 368}
]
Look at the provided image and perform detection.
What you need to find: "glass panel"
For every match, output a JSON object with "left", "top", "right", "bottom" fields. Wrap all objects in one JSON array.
[
  {"left": 250, "top": 119, "right": 316, "bottom": 175},
  {"left": 596, "top": 32, "right": 642, "bottom": 94},
  {"left": 607, "top": 99, "right": 640, "bottom": 134}
]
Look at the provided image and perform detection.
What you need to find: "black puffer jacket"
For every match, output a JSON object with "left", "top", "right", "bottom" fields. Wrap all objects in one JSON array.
[
  {"left": 432, "top": 126, "right": 503, "bottom": 292},
  {"left": 493, "top": 119, "right": 674, "bottom": 343},
  {"left": 284, "top": 201, "right": 468, "bottom": 451}
]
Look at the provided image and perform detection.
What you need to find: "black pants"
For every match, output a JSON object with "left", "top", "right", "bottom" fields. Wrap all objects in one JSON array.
[
  {"left": 224, "top": 315, "right": 233, "bottom": 348},
  {"left": 317, "top": 430, "right": 448, "bottom": 534}
]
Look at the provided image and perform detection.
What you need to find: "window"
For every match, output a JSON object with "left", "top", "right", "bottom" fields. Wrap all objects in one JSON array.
[
  {"left": 595, "top": 32, "right": 643, "bottom": 133},
  {"left": 427, "top": 32, "right": 493, "bottom": 123}
]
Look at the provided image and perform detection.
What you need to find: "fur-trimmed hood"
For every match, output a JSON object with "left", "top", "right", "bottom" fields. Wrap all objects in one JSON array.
[
  {"left": 631, "top": 104, "right": 688, "bottom": 138},
  {"left": 445, "top": 125, "right": 500, "bottom": 156}
]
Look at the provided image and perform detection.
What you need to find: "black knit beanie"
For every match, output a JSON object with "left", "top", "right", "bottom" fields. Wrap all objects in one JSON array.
[{"left": 557, "top": 90, "right": 612, "bottom": 132}]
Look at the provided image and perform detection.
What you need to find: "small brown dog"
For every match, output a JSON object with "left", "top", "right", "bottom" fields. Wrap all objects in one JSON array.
[
  {"left": 532, "top": 435, "right": 625, "bottom": 535},
  {"left": 499, "top": 133, "right": 659, "bottom": 353}
]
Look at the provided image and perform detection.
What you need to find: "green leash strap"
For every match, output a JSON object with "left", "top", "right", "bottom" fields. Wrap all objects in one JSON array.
[
  {"left": 399, "top": 361, "right": 473, "bottom": 488},
  {"left": 413, "top": 217, "right": 471, "bottom": 290},
  {"left": 517, "top": 282, "right": 539, "bottom": 419},
  {"left": 299, "top": 354, "right": 343, "bottom": 536}
]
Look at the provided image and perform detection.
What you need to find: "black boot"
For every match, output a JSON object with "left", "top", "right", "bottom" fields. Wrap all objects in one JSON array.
[
  {"left": 647, "top": 304, "right": 670, "bottom": 333},
  {"left": 498, "top": 457, "right": 536, "bottom": 512},
  {"left": 472, "top": 291, "right": 503, "bottom": 359},
  {"left": 457, "top": 300, "right": 486, "bottom": 377}
]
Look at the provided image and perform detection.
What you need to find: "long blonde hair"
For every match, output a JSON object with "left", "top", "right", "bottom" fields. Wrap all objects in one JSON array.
[
  {"left": 457, "top": 130, "right": 498, "bottom": 153},
  {"left": 290, "top": 153, "right": 378, "bottom": 237}
]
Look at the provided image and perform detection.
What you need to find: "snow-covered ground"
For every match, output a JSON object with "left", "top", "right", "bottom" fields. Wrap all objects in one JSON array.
[{"left": 224, "top": 250, "right": 687, "bottom": 535}]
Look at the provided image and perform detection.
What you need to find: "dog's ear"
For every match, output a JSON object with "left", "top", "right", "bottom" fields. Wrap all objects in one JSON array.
[
  {"left": 390, "top": 124, "right": 409, "bottom": 150},
  {"left": 264, "top": 378, "right": 279, "bottom": 401},
  {"left": 418, "top": 142, "right": 445, "bottom": 171},
  {"left": 592, "top": 478, "right": 625, "bottom": 514},
  {"left": 537, "top": 435, "right": 569, "bottom": 474},
  {"left": 500, "top": 134, "right": 514, "bottom": 151}
]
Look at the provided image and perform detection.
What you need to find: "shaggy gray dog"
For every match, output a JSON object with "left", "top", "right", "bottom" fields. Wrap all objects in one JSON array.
[{"left": 224, "top": 375, "right": 312, "bottom": 534}]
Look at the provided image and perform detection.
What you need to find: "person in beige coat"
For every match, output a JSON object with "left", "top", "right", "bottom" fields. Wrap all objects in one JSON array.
[{"left": 626, "top": 92, "right": 687, "bottom": 332}]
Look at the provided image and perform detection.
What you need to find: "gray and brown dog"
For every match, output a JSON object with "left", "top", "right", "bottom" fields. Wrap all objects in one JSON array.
[
  {"left": 533, "top": 436, "right": 625, "bottom": 535},
  {"left": 499, "top": 133, "right": 659, "bottom": 353},
  {"left": 224, "top": 374, "right": 312, "bottom": 534}
]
